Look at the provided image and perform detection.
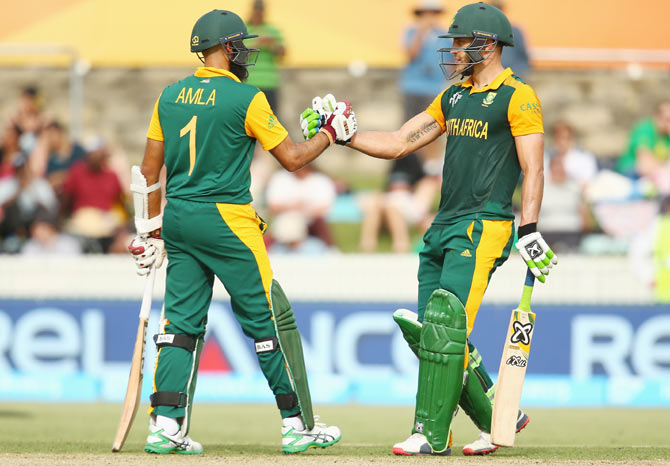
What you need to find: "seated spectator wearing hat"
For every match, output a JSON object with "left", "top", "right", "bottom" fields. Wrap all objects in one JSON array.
[{"left": 61, "top": 137, "right": 128, "bottom": 252}]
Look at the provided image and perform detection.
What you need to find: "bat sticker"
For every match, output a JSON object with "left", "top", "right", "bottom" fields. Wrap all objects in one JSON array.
[
  {"left": 505, "top": 355, "right": 527, "bottom": 367},
  {"left": 510, "top": 321, "right": 533, "bottom": 345}
]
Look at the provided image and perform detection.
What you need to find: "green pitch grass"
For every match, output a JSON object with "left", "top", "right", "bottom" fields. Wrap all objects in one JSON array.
[{"left": 1, "top": 403, "right": 669, "bottom": 463}]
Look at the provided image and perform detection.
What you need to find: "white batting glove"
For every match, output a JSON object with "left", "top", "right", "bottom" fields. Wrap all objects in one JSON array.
[
  {"left": 515, "top": 230, "right": 558, "bottom": 284},
  {"left": 318, "top": 97, "right": 357, "bottom": 145},
  {"left": 301, "top": 94, "right": 357, "bottom": 145},
  {"left": 128, "top": 235, "right": 166, "bottom": 276}
]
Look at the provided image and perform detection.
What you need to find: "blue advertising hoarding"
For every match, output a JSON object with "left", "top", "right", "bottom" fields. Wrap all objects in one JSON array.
[{"left": 0, "top": 300, "right": 668, "bottom": 406}]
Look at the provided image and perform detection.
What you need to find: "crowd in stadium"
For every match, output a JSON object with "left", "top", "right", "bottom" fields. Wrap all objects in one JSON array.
[{"left": 0, "top": 83, "right": 668, "bottom": 259}]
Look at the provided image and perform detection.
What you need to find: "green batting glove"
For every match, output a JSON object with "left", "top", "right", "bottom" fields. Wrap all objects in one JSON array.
[{"left": 299, "top": 108, "right": 323, "bottom": 140}]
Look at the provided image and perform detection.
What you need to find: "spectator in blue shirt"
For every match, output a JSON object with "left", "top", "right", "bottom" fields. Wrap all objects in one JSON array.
[{"left": 399, "top": 0, "right": 451, "bottom": 121}]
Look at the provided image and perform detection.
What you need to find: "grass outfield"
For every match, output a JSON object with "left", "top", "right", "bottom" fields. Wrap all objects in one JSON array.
[{"left": 1, "top": 403, "right": 669, "bottom": 464}]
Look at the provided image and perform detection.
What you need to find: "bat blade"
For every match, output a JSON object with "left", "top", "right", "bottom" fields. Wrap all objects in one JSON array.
[
  {"left": 112, "top": 317, "right": 149, "bottom": 452},
  {"left": 491, "top": 269, "right": 536, "bottom": 447},
  {"left": 112, "top": 267, "right": 156, "bottom": 452}
]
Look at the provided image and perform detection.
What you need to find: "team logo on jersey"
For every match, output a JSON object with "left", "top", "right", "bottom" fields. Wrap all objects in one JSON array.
[
  {"left": 449, "top": 90, "right": 464, "bottom": 108},
  {"left": 268, "top": 114, "right": 277, "bottom": 130},
  {"left": 482, "top": 92, "right": 497, "bottom": 107}
]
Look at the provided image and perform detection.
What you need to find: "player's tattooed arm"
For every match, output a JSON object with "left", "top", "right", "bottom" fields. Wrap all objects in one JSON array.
[
  {"left": 347, "top": 112, "right": 443, "bottom": 160},
  {"left": 406, "top": 120, "right": 440, "bottom": 144}
]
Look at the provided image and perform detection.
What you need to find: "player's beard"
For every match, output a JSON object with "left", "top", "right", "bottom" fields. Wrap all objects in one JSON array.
[{"left": 229, "top": 62, "right": 249, "bottom": 82}]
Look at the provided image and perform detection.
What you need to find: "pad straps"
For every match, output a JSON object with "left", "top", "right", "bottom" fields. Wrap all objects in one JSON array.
[
  {"left": 254, "top": 337, "right": 280, "bottom": 353},
  {"left": 150, "top": 391, "right": 187, "bottom": 408},
  {"left": 154, "top": 333, "right": 196, "bottom": 352}
]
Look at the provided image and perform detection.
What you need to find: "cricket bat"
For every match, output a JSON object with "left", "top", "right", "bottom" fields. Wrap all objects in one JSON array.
[
  {"left": 491, "top": 268, "right": 536, "bottom": 447},
  {"left": 111, "top": 266, "right": 156, "bottom": 452}
]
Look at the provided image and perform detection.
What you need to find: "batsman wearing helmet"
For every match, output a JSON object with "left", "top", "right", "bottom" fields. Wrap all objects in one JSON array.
[
  {"left": 127, "top": 9, "right": 355, "bottom": 455},
  {"left": 301, "top": 1, "right": 557, "bottom": 456}
]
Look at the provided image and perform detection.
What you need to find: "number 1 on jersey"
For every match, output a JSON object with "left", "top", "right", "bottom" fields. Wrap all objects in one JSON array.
[{"left": 180, "top": 115, "right": 197, "bottom": 176}]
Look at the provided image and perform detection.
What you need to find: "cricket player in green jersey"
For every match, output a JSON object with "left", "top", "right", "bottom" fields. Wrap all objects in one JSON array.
[
  {"left": 127, "top": 9, "right": 356, "bottom": 455},
  {"left": 301, "top": 1, "right": 557, "bottom": 457}
]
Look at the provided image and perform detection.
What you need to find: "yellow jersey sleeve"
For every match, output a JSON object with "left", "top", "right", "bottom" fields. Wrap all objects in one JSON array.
[
  {"left": 508, "top": 84, "right": 544, "bottom": 137},
  {"left": 245, "top": 91, "right": 288, "bottom": 150},
  {"left": 146, "top": 94, "right": 164, "bottom": 142},
  {"left": 425, "top": 89, "right": 448, "bottom": 132}
]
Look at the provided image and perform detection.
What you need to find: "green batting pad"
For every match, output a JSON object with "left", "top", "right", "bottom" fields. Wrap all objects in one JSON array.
[
  {"left": 414, "top": 289, "right": 467, "bottom": 452},
  {"left": 392, "top": 309, "right": 421, "bottom": 357},
  {"left": 270, "top": 280, "right": 314, "bottom": 430}
]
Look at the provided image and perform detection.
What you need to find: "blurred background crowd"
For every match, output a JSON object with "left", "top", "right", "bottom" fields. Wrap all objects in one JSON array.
[{"left": 1, "top": 0, "right": 668, "bottom": 299}]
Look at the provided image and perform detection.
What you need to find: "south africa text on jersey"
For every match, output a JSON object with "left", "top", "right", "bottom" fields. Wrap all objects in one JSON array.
[
  {"left": 175, "top": 87, "right": 216, "bottom": 106},
  {"left": 445, "top": 118, "right": 488, "bottom": 139}
]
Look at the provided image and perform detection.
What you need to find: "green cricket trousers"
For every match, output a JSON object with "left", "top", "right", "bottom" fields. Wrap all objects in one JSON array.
[
  {"left": 150, "top": 198, "right": 300, "bottom": 425},
  {"left": 417, "top": 218, "right": 515, "bottom": 336}
]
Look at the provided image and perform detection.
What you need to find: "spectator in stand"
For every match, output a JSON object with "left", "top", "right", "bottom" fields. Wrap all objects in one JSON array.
[
  {"left": 61, "top": 137, "right": 128, "bottom": 252},
  {"left": 246, "top": 0, "right": 287, "bottom": 211},
  {"left": 540, "top": 122, "right": 598, "bottom": 251},
  {"left": 30, "top": 121, "right": 87, "bottom": 194},
  {"left": 359, "top": 154, "right": 440, "bottom": 253},
  {"left": 265, "top": 164, "right": 336, "bottom": 249},
  {"left": 246, "top": 0, "right": 285, "bottom": 114},
  {"left": 0, "top": 151, "right": 59, "bottom": 251},
  {"left": 401, "top": 0, "right": 450, "bottom": 127},
  {"left": 0, "top": 123, "right": 22, "bottom": 180},
  {"left": 9, "top": 86, "right": 46, "bottom": 155},
  {"left": 20, "top": 208, "right": 81, "bottom": 255},
  {"left": 616, "top": 100, "right": 670, "bottom": 195},
  {"left": 489, "top": 0, "right": 531, "bottom": 79},
  {"left": 269, "top": 210, "right": 330, "bottom": 254}
]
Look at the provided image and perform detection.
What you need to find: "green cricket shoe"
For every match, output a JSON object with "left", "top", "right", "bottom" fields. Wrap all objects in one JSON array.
[
  {"left": 281, "top": 416, "right": 342, "bottom": 454},
  {"left": 144, "top": 425, "right": 203, "bottom": 455}
]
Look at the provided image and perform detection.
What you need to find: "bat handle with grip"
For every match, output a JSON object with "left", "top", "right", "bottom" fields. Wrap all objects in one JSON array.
[
  {"left": 524, "top": 267, "right": 535, "bottom": 287},
  {"left": 139, "top": 266, "right": 156, "bottom": 320},
  {"left": 519, "top": 268, "right": 535, "bottom": 312}
]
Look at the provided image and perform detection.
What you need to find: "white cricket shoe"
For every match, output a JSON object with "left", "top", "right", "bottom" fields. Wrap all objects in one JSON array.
[
  {"left": 462, "top": 431, "right": 498, "bottom": 456},
  {"left": 392, "top": 432, "right": 452, "bottom": 456},
  {"left": 144, "top": 416, "right": 203, "bottom": 455},
  {"left": 281, "top": 415, "right": 341, "bottom": 454}
]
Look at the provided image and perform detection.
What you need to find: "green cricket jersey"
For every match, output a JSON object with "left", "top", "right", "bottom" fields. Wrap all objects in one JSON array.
[
  {"left": 426, "top": 68, "right": 544, "bottom": 224},
  {"left": 146, "top": 67, "right": 288, "bottom": 203}
]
